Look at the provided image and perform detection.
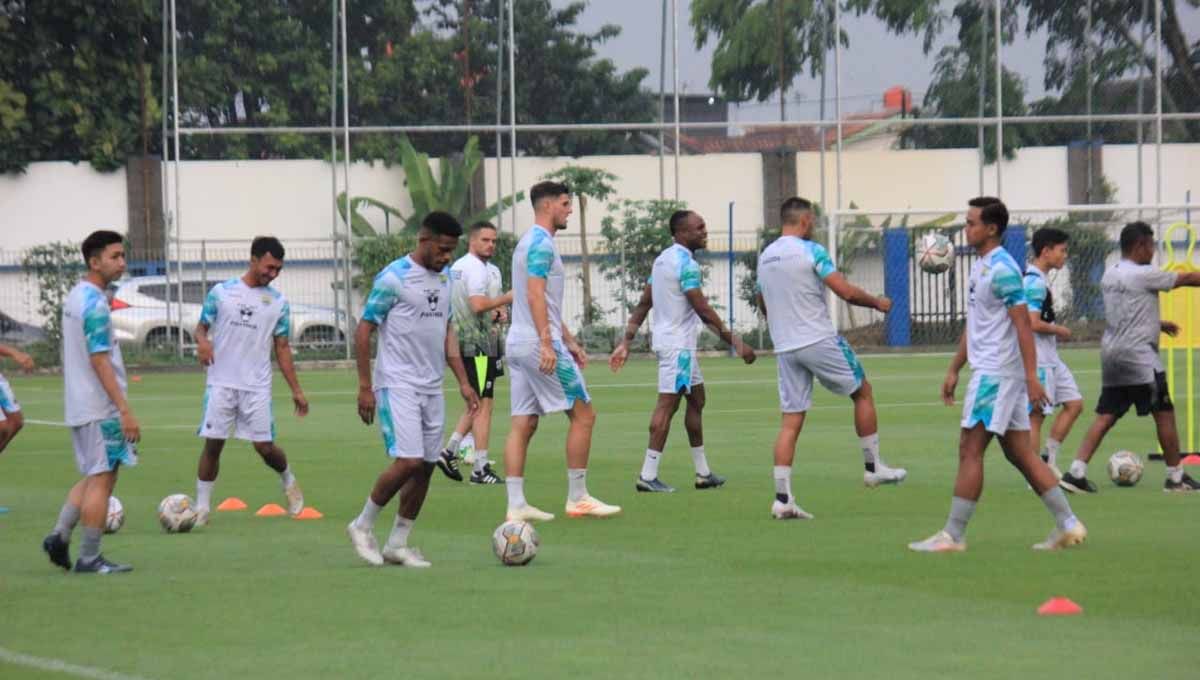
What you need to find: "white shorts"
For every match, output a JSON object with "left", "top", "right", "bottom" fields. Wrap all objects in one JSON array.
[
  {"left": 656, "top": 350, "right": 703, "bottom": 394},
  {"left": 508, "top": 341, "right": 591, "bottom": 416},
  {"left": 377, "top": 387, "right": 444, "bottom": 461},
  {"left": 961, "top": 373, "right": 1030, "bottom": 435},
  {"left": 71, "top": 418, "right": 138, "bottom": 476},
  {"left": 776, "top": 336, "right": 865, "bottom": 413},
  {"left": 1033, "top": 360, "right": 1083, "bottom": 415},
  {"left": 0, "top": 373, "right": 19, "bottom": 420},
  {"left": 197, "top": 385, "right": 275, "bottom": 442}
]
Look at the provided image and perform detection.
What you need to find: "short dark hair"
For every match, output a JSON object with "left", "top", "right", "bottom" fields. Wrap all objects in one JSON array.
[
  {"left": 421, "top": 211, "right": 463, "bottom": 237},
  {"left": 81, "top": 230, "right": 124, "bottom": 263},
  {"left": 469, "top": 221, "right": 497, "bottom": 238},
  {"left": 668, "top": 210, "right": 693, "bottom": 235},
  {"left": 1120, "top": 221, "right": 1155, "bottom": 254},
  {"left": 969, "top": 196, "right": 1009, "bottom": 235},
  {"left": 1031, "top": 227, "right": 1069, "bottom": 257},
  {"left": 251, "top": 236, "right": 285, "bottom": 260},
  {"left": 780, "top": 197, "right": 813, "bottom": 225},
  {"left": 530, "top": 181, "right": 570, "bottom": 207}
]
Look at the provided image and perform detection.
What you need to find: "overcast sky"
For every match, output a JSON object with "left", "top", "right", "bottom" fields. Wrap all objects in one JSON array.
[{"left": 557, "top": 0, "right": 1198, "bottom": 122}]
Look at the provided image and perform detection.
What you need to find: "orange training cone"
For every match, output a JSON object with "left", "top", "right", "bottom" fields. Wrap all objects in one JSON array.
[
  {"left": 294, "top": 507, "right": 324, "bottom": 520},
  {"left": 1182, "top": 454, "right": 1200, "bottom": 466},
  {"left": 255, "top": 503, "right": 287, "bottom": 517},
  {"left": 217, "top": 497, "right": 248, "bottom": 511},
  {"left": 1037, "top": 597, "right": 1083, "bottom": 616}
]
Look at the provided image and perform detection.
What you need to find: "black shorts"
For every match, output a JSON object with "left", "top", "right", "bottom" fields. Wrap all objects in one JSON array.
[
  {"left": 1096, "top": 371, "right": 1173, "bottom": 419},
  {"left": 465, "top": 354, "right": 504, "bottom": 399}
]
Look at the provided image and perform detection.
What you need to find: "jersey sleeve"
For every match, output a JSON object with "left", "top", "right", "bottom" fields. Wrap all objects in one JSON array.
[
  {"left": 361, "top": 271, "right": 400, "bottom": 324},
  {"left": 679, "top": 256, "right": 702, "bottom": 292},
  {"left": 82, "top": 294, "right": 113, "bottom": 354},
  {"left": 1133, "top": 266, "right": 1178, "bottom": 292},
  {"left": 274, "top": 301, "right": 291, "bottom": 337},
  {"left": 526, "top": 239, "right": 554, "bottom": 279},
  {"left": 810, "top": 243, "right": 837, "bottom": 279},
  {"left": 992, "top": 264, "right": 1026, "bottom": 308},
  {"left": 1023, "top": 273, "right": 1047, "bottom": 312},
  {"left": 199, "top": 286, "right": 219, "bottom": 326}
]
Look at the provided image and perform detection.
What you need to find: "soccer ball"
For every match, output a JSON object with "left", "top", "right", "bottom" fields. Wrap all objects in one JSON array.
[
  {"left": 104, "top": 496, "right": 125, "bottom": 534},
  {"left": 1107, "top": 450, "right": 1144, "bottom": 487},
  {"left": 492, "top": 520, "right": 539, "bottom": 566},
  {"left": 157, "top": 494, "right": 198, "bottom": 533},
  {"left": 917, "top": 232, "right": 955, "bottom": 274}
]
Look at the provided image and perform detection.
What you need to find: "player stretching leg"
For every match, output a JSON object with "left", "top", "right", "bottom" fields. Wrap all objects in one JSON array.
[
  {"left": 439, "top": 221, "right": 513, "bottom": 484},
  {"left": 610, "top": 209, "right": 755, "bottom": 492},
  {"left": 346, "top": 213, "right": 479, "bottom": 567},
  {"left": 0, "top": 343, "right": 34, "bottom": 454},
  {"left": 193, "top": 237, "right": 309, "bottom": 526},
  {"left": 503, "top": 181, "right": 620, "bottom": 522},
  {"left": 909, "top": 198, "right": 1085, "bottom": 552},
  {"left": 756, "top": 198, "right": 904, "bottom": 519},
  {"left": 1059, "top": 221, "right": 1200, "bottom": 493},
  {"left": 42, "top": 231, "right": 141, "bottom": 573},
  {"left": 1024, "top": 228, "right": 1084, "bottom": 479}
]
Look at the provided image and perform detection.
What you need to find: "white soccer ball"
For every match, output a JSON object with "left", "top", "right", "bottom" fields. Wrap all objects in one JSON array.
[
  {"left": 492, "top": 520, "right": 539, "bottom": 566},
  {"left": 157, "top": 494, "right": 198, "bottom": 533},
  {"left": 1107, "top": 450, "right": 1144, "bottom": 487},
  {"left": 917, "top": 232, "right": 955, "bottom": 274},
  {"left": 104, "top": 496, "right": 125, "bottom": 534}
]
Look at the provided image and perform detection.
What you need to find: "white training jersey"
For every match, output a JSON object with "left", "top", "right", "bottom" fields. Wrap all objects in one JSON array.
[
  {"left": 1099, "top": 260, "right": 1178, "bottom": 386},
  {"left": 1023, "top": 265, "right": 1060, "bottom": 366},
  {"left": 966, "top": 246, "right": 1027, "bottom": 378},
  {"left": 62, "top": 280, "right": 127, "bottom": 426},
  {"left": 361, "top": 255, "right": 451, "bottom": 394},
  {"left": 508, "top": 225, "right": 564, "bottom": 347},
  {"left": 649, "top": 243, "right": 703, "bottom": 352},
  {"left": 756, "top": 236, "right": 838, "bottom": 353},
  {"left": 450, "top": 252, "right": 503, "bottom": 354},
  {"left": 198, "top": 278, "right": 290, "bottom": 392}
]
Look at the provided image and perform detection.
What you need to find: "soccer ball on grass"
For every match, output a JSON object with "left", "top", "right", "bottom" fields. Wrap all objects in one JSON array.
[
  {"left": 1107, "top": 450, "right": 1144, "bottom": 487},
  {"left": 492, "top": 520, "right": 539, "bottom": 566},
  {"left": 158, "top": 494, "right": 199, "bottom": 533},
  {"left": 104, "top": 496, "right": 125, "bottom": 534}
]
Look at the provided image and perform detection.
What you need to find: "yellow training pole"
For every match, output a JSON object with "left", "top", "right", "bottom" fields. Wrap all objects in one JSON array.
[{"left": 1160, "top": 222, "right": 1197, "bottom": 454}]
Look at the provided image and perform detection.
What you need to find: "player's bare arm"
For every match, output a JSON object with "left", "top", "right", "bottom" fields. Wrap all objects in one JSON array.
[
  {"left": 684, "top": 288, "right": 755, "bottom": 364},
  {"left": 0, "top": 343, "right": 34, "bottom": 372},
  {"left": 943, "top": 330, "right": 968, "bottom": 405},
  {"left": 1173, "top": 271, "right": 1200, "bottom": 287},
  {"left": 195, "top": 322, "right": 214, "bottom": 366},
  {"left": 610, "top": 283, "right": 653, "bottom": 372},
  {"left": 468, "top": 289, "right": 514, "bottom": 315},
  {"left": 89, "top": 352, "right": 139, "bottom": 443},
  {"left": 1009, "top": 304, "right": 1049, "bottom": 408},
  {"left": 354, "top": 320, "right": 377, "bottom": 424},
  {"left": 445, "top": 325, "right": 480, "bottom": 415},
  {"left": 824, "top": 272, "right": 891, "bottom": 312},
  {"left": 527, "top": 275, "right": 555, "bottom": 375},
  {"left": 561, "top": 322, "right": 587, "bottom": 370},
  {"left": 1028, "top": 310, "right": 1071, "bottom": 339},
  {"left": 274, "top": 334, "right": 308, "bottom": 417}
]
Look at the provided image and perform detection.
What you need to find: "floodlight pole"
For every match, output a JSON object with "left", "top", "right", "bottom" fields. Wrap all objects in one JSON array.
[
  {"left": 160, "top": 0, "right": 172, "bottom": 345},
  {"left": 1154, "top": 0, "right": 1163, "bottom": 235},
  {"left": 671, "top": 0, "right": 680, "bottom": 201},
  {"left": 495, "top": 0, "right": 505, "bottom": 232},
  {"left": 340, "top": 0, "right": 353, "bottom": 359},
  {"left": 831, "top": 0, "right": 843, "bottom": 332},
  {"left": 170, "top": 0, "right": 183, "bottom": 359},
  {"left": 330, "top": 0, "right": 341, "bottom": 350},
  {"left": 993, "top": 0, "right": 1003, "bottom": 197},
  {"left": 508, "top": 0, "right": 517, "bottom": 231}
]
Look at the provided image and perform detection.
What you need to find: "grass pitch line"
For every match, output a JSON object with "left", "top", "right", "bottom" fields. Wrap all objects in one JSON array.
[{"left": 0, "top": 646, "right": 154, "bottom": 680}]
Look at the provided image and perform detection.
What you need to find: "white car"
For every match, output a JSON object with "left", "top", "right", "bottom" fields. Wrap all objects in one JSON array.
[{"left": 109, "top": 276, "right": 351, "bottom": 350}]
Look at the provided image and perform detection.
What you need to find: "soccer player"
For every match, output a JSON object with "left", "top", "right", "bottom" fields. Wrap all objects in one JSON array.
[
  {"left": 609, "top": 209, "right": 755, "bottom": 492},
  {"left": 438, "top": 221, "right": 513, "bottom": 485},
  {"left": 755, "top": 197, "right": 905, "bottom": 519},
  {"left": 0, "top": 343, "right": 34, "bottom": 454},
  {"left": 1024, "top": 227, "right": 1083, "bottom": 478},
  {"left": 502, "top": 181, "right": 621, "bottom": 522},
  {"left": 42, "top": 230, "right": 141, "bottom": 573},
  {"left": 909, "top": 197, "right": 1086, "bottom": 552},
  {"left": 1059, "top": 221, "right": 1200, "bottom": 493},
  {"left": 192, "top": 237, "right": 309, "bottom": 526},
  {"left": 346, "top": 212, "right": 480, "bottom": 567}
]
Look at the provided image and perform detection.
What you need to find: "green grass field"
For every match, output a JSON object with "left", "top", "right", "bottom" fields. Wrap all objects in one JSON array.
[{"left": 1, "top": 348, "right": 1198, "bottom": 679}]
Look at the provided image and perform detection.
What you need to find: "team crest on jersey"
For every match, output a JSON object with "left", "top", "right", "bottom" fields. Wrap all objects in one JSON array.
[
  {"left": 261, "top": 294, "right": 272, "bottom": 306},
  {"left": 424, "top": 289, "right": 440, "bottom": 311},
  {"left": 238, "top": 304, "right": 255, "bottom": 322},
  {"left": 439, "top": 273, "right": 449, "bottom": 284}
]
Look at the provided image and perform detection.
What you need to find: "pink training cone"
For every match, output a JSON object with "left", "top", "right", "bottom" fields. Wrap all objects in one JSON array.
[
  {"left": 217, "top": 497, "right": 248, "bottom": 511},
  {"left": 1181, "top": 454, "right": 1200, "bottom": 466},
  {"left": 293, "top": 507, "right": 323, "bottom": 520},
  {"left": 255, "top": 503, "right": 287, "bottom": 517},
  {"left": 1037, "top": 597, "right": 1083, "bottom": 616}
]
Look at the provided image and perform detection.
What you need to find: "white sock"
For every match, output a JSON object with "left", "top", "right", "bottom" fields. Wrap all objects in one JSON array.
[
  {"left": 1069, "top": 459, "right": 1088, "bottom": 479},
  {"left": 1167, "top": 465, "right": 1184, "bottom": 484},
  {"left": 567, "top": 468, "right": 588, "bottom": 502},
  {"left": 354, "top": 497, "right": 383, "bottom": 530},
  {"left": 1044, "top": 438, "right": 1061, "bottom": 466},
  {"left": 446, "top": 432, "right": 463, "bottom": 452},
  {"left": 474, "top": 449, "right": 488, "bottom": 474},
  {"left": 385, "top": 516, "right": 413, "bottom": 549},
  {"left": 860, "top": 433, "right": 880, "bottom": 470},
  {"left": 463, "top": 433, "right": 475, "bottom": 449},
  {"left": 640, "top": 449, "right": 662, "bottom": 480},
  {"left": 196, "top": 480, "right": 214, "bottom": 511},
  {"left": 691, "top": 446, "right": 711, "bottom": 476},
  {"left": 280, "top": 465, "right": 296, "bottom": 489},
  {"left": 773, "top": 465, "right": 792, "bottom": 501},
  {"left": 506, "top": 477, "right": 526, "bottom": 510}
]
